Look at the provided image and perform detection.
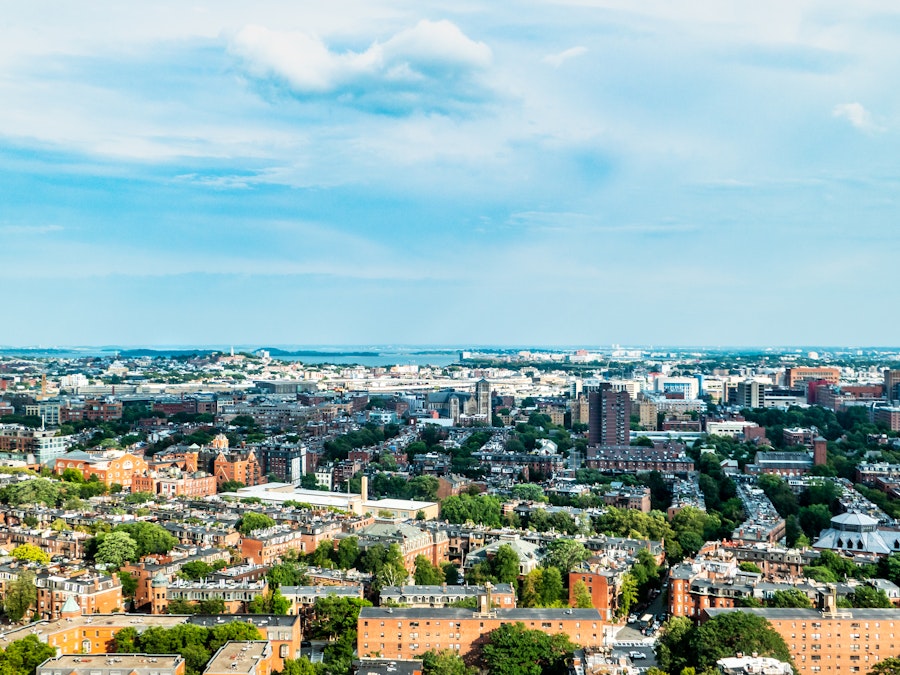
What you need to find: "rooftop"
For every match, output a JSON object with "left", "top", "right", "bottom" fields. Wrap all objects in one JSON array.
[
  {"left": 37, "top": 655, "right": 184, "bottom": 675},
  {"left": 204, "top": 642, "right": 270, "bottom": 675}
]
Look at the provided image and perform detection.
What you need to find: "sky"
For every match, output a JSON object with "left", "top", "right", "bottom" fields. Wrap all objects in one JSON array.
[{"left": 2, "top": 1, "right": 899, "bottom": 347}]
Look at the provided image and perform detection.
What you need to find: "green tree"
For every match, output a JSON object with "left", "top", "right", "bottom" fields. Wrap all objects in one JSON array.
[
  {"left": 61, "top": 468, "right": 85, "bottom": 483},
  {"left": 849, "top": 585, "right": 893, "bottom": 608},
  {"left": 768, "top": 589, "right": 812, "bottom": 608},
  {"left": 657, "top": 616, "right": 693, "bottom": 675},
  {"left": 267, "top": 561, "right": 310, "bottom": 588},
  {"left": 10, "top": 544, "right": 50, "bottom": 565},
  {"left": 738, "top": 562, "right": 762, "bottom": 574},
  {"left": 482, "top": 622, "right": 576, "bottom": 675},
  {"left": 493, "top": 544, "right": 520, "bottom": 583},
  {"left": 335, "top": 537, "right": 360, "bottom": 570},
  {"left": 414, "top": 555, "right": 445, "bottom": 586},
  {"left": 542, "top": 539, "right": 588, "bottom": 574},
  {"left": 119, "top": 571, "right": 139, "bottom": 598},
  {"left": 306, "top": 596, "right": 372, "bottom": 641},
  {"left": 280, "top": 658, "right": 323, "bottom": 675},
  {"left": 0, "top": 634, "right": 57, "bottom": 675},
  {"left": 236, "top": 512, "right": 276, "bottom": 536},
  {"left": 4, "top": 571, "right": 37, "bottom": 622},
  {"left": 869, "top": 657, "right": 900, "bottom": 675},
  {"left": 539, "top": 566, "right": 564, "bottom": 606},
  {"left": 618, "top": 574, "right": 638, "bottom": 618},
  {"left": 248, "top": 589, "right": 290, "bottom": 615},
  {"left": 114, "top": 522, "right": 178, "bottom": 556},
  {"left": 178, "top": 561, "right": 215, "bottom": 581},
  {"left": 377, "top": 544, "right": 409, "bottom": 588},
  {"left": 95, "top": 531, "right": 139, "bottom": 568},
  {"left": 691, "top": 612, "right": 793, "bottom": 670},
  {"left": 804, "top": 565, "right": 838, "bottom": 583},
  {"left": 299, "top": 474, "right": 319, "bottom": 490},
  {"left": 572, "top": 580, "right": 593, "bottom": 608},
  {"left": 420, "top": 649, "right": 476, "bottom": 675}
]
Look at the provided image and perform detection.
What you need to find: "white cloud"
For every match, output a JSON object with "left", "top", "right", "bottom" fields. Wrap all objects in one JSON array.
[
  {"left": 230, "top": 19, "right": 491, "bottom": 95},
  {"left": 833, "top": 102, "right": 881, "bottom": 132},
  {"left": 542, "top": 46, "right": 588, "bottom": 68}
]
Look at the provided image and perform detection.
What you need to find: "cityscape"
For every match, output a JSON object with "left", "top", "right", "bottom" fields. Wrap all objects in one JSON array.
[
  {"left": 4, "top": 2, "right": 900, "bottom": 675},
  {"left": 2, "top": 347, "right": 900, "bottom": 675}
]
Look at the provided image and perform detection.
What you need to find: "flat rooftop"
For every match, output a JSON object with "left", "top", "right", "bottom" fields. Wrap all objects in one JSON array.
[
  {"left": 0, "top": 614, "right": 187, "bottom": 651},
  {"left": 353, "top": 659, "right": 423, "bottom": 675},
  {"left": 38, "top": 654, "right": 183, "bottom": 675},
  {"left": 204, "top": 641, "right": 270, "bottom": 675}
]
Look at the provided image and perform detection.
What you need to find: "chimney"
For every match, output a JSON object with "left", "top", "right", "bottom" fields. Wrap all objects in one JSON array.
[{"left": 361, "top": 475, "right": 369, "bottom": 503}]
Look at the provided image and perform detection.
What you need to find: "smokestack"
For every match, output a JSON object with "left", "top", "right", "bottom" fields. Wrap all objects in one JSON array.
[{"left": 361, "top": 475, "right": 368, "bottom": 503}]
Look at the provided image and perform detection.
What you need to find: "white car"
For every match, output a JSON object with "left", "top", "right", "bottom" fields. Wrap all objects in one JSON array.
[{"left": 629, "top": 652, "right": 648, "bottom": 660}]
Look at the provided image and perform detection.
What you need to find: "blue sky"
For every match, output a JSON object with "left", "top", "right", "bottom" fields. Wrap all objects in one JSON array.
[{"left": 2, "top": 1, "right": 899, "bottom": 347}]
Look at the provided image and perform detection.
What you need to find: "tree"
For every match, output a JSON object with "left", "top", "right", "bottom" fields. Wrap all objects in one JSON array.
[
  {"left": 691, "top": 612, "right": 793, "bottom": 670},
  {"left": 236, "top": 512, "right": 276, "bottom": 536},
  {"left": 11, "top": 544, "right": 50, "bottom": 565},
  {"left": 850, "top": 585, "right": 893, "bottom": 608},
  {"left": 768, "top": 589, "right": 812, "bottom": 608},
  {"left": 300, "top": 473, "right": 319, "bottom": 490},
  {"left": 1, "top": 634, "right": 57, "bottom": 675},
  {"left": 619, "top": 574, "right": 638, "bottom": 618},
  {"left": 335, "top": 537, "right": 360, "bottom": 570},
  {"left": 869, "top": 657, "right": 900, "bottom": 675},
  {"left": 307, "top": 596, "right": 372, "bottom": 641},
  {"left": 115, "top": 522, "right": 178, "bottom": 556},
  {"left": 511, "top": 484, "right": 546, "bottom": 502},
  {"left": 539, "top": 566, "right": 564, "bottom": 606},
  {"left": 420, "top": 649, "right": 476, "bottom": 675},
  {"left": 248, "top": 589, "right": 290, "bottom": 615},
  {"left": 657, "top": 616, "right": 694, "bottom": 675},
  {"left": 267, "top": 561, "right": 310, "bottom": 588},
  {"left": 178, "top": 561, "right": 215, "bottom": 581},
  {"left": 4, "top": 571, "right": 36, "bottom": 622},
  {"left": 95, "top": 531, "right": 139, "bottom": 568},
  {"left": 61, "top": 468, "right": 85, "bottom": 483},
  {"left": 280, "top": 658, "right": 323, "bottom": 675},
  {"left": 738, "top": 562, "right": 762, "bottom": 574},
  {"left": 572, "top": 580, "right": 593, "bottom": 608},
  {"left": 543, "top": 539, "right": 588, "bottom": 574},
  {"left": 482, "top": 622, "right": 576, "bottom": 675},
  {"left": 119, "top": 570, "right": 139, "bottom": 598},
  {"left": 804, "top": 565, "right": 839, "bottom": 583},
  {"left": 415, "top": 555, "right": 445, "bottom": 585},
  {"left": 493, "top": 544, "right": 520, "bottom": 583},
  {"left": 220, "top": 480, "right": 245, "bottom": 492}
]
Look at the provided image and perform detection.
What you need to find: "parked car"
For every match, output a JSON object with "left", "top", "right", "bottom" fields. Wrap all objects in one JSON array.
[{"left": 630, "top": 652, "right": 648, "bottom": 660}]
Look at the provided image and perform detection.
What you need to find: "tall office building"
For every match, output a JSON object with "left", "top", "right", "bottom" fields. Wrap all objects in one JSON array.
[
  {"left": 736, "top": 380, "right": 764, "bottom": 409},
  {"left": 588, "top": 384, "right": 631, "bottom": 446},
  {"left": 475, "top": 379, "right": 491, "bottom": 419},
  {"left": 885, "top": 369, "right": 900, "bottom": 404}
]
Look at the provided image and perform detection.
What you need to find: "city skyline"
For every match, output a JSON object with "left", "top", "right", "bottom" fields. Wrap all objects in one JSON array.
[{"left": 3, "top": 1, "right": 899, "bottom": 345}]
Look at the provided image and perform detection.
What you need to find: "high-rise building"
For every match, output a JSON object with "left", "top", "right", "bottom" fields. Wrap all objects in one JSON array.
[
  {"left": 736, "top": 380, "right": 764, "bottom": 409},
  {"left": 475, "top": 378, "right": 491, "bottom": 419},
  {"left": 588, "top": 385, "right": 631, "bottom": 446},
  {"left": 885, "top": 369, "right": 900, "bottom": 403}
]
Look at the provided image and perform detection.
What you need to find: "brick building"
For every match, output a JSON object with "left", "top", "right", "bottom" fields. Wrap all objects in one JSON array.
[
  {"left": 357, "top": 604, "right": 606, "bottom": 662},
  {"left": 213, "top": 450, "right": 265, "bottom": 488},
  {"left": 704, "top": 603, "right": 900, "bottom": 675},
  {"left": 54, "top": 450, "right": 148, "bottom": 489}
]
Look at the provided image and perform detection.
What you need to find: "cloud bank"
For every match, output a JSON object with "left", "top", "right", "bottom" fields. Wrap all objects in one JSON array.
[{"left": 230, "top": 19, "right": 492, "bottom": 113}]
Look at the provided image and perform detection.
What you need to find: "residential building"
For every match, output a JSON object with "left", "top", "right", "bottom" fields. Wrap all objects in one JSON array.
[
  {"left": 0, "top": 424, "right": 69, "bottom": 465},
  {"left": 203, "top": 642, "right": 272, "bottom": 675},
  {"left": 37, "top": 654, "right": 185, "bottom": 675},
  {"left": 54, "top": 451, "right": 148, "bottom": 489},
  {"left": 588, "top": 386, "right": 631, "bottom": 446},
  {"left": 357, "top": 605, "right": 606, "bottom": 661}
]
